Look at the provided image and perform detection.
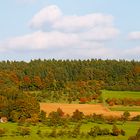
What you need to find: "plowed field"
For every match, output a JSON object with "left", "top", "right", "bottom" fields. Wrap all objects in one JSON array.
[{"left": 40, "top": 103, "right": 140, "bottom": 117}]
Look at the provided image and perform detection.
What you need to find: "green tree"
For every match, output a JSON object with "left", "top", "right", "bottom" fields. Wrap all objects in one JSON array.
[
  {"left": 112, "top": 125, "right": 120, "bottom": 136},
  {"left": 72, "top": 109, "right": 84, "bottom": 122},
  {"left": 39, "top": 110, "right": 46, "bottom": 123},
  {"left": 122, "top": 111, "right": 130, "bottom": 123},
  {"left": 17, "top": 127, "right": 31, "bottom": 136}
]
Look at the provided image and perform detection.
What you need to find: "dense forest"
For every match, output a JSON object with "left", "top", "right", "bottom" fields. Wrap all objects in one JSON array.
[{"left": 0, "top": 59, "right": 140, "bottom": 91}]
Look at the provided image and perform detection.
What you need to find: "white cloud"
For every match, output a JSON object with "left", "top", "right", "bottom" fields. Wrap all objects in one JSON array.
[
  {"left": 80, "top": 27, "right": 119, "bottom": 41},
  {"left": 29, "top": 5, "right": 119, "bottom": 41},
  {"left": 125, "top": 31, "right": 140, "bottom": 59},
  {"left": 0, "top": 5, "right": 124, "bottom": 60},
  {"left": 29, "top": 5, "right": 62, "bottom": 29},
  {"left": 0, "top": 31, "right": 81, "bottom": 51},
  {"left": 0, "top": 30, "right": 112, "bottom": 59},
  {"left": 29, "top": 5, "right": 115, "bottom": 32},
  {"left": 0, "top": 30, "right": 106, "bottom": 49},
  {"left": 128, "top": 31, "right": 140, "bottom": 40},
  {"left": 51, "top": 13, "right": 114, "bottom": 32}
]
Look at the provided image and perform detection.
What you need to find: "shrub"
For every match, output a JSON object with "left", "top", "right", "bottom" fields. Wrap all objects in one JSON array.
[
  {"left": 92, "top": 113, "right": 105, "bottom": 123},
  {"left": 102, "top": 128, "right": 110, "bottom": 135},
  {"left": 79, "top": 98, "right": 88, "bottom": 104},
  {"left": 88, "top": 127, "right": 97, "bottom": 137},
  {"left": 48, "top": 110, "right": 65, "bottom": 126},
  {"left": 39, "top": 110, "right": 46, "bottom": 123},
  {"left": 72, "top": 109, "right": 84, "bottom": 121},
  {"left": 120, "top": 129, "right": 125, "bottom": 136},
  {"left": 123, "top": 111, "right": 130, "bottom": 119},
  {"left": 70, "top": 124, "right": 81, "bottom": 138},
  {"left": 17, "top": 127, "right": 31, "bottom": 136},
  {"left": 88, "top": 126, "right": 109, "bottom": 137},
  {"left": 57, "top": 108, "right": 64, "bottom": 117},
  {"left": 128, "top": 136, "right": 137, "bottom": 140},
  {"left": 132, "top": 115, "right": 140, "bottom": 121},
  {"left": 136, "top": 128, "right": 140, "bottom": 139},
  {"left": 106, "top": 98, "right": 140, "bottom": 106},
  {"left": 0, "top": 128, "right": 6, "bottom": 137},
  {"left": 121, "top": 111, "right": 130, "bottom": 123},
  {"left": 111, "top": 125, "right": 120, "bottom": 136}
]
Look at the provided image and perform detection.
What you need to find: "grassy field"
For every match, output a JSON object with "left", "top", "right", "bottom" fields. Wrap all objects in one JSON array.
[
  {"left": 0, "top": 121, "right": 140, "bottom": 140},
  {"left": 109, "top": 106, "right": 140, "bottom": 112},
  {"left": 102, "top": 90, "right": 140, "bottom": 100},
  {"left": 101, "top": 90, "right": 140, "bottom": 112}
]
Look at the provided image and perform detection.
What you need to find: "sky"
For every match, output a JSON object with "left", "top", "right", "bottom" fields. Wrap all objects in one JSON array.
[{"left": 0, "top": 0, "right": 140, "bottom": 61}]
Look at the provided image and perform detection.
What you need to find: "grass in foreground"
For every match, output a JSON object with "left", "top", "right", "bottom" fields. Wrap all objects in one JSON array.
[{"left": 0, "top": 121, "right": 140, "bottom": 140}]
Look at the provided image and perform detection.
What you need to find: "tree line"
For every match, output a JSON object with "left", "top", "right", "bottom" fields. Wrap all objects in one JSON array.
[{"left": 0, "top": 59, "right": 140, "bottom": 91}]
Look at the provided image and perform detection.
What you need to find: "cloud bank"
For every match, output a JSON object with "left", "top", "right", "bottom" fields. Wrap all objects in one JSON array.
[{"left": 0, "top": 5, "right": 139, "bottom": 60}]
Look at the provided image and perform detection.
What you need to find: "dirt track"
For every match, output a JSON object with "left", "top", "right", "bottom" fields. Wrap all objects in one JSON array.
[{"left": 40, "top": 103, "right": 140, "bottom": 117}]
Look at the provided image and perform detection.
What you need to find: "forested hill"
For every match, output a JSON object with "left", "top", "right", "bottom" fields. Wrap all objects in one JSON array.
[{"left": 0, "top": 59, "right": 140, "bottom": 91}]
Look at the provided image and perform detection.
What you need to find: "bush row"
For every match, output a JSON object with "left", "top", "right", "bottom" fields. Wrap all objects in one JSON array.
[{"left": 106, "top": 98, "right": 140, "bottom": 106}]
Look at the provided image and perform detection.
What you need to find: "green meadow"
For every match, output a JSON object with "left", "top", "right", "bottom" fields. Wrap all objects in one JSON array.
[
  {"left": 0, "top": 121, "right": 140, "bottom": 140},
  {"left": 102, "top": 90, "right": 140, "bottom": 112},
  {"left": 102, "top": 90, "right": 140, "bottom": 99}
]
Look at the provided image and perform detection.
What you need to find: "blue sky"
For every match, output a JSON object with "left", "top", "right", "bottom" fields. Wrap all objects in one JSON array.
[{"left": 0, "top": 0, "right": 140, "bottom": 61}]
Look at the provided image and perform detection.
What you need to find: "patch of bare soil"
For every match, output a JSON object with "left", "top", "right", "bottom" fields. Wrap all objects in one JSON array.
[{"left": 40, "top": 103, "right": 140, "bottom": 117}]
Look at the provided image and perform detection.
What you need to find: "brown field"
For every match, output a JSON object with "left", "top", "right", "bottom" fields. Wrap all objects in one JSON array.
[{"left": 40, "top": 103, "right": 140, "bottom": 117}]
